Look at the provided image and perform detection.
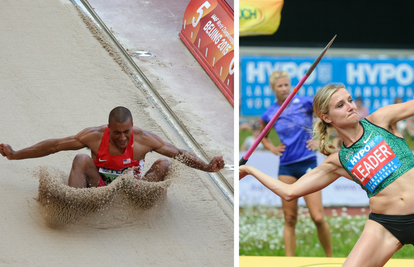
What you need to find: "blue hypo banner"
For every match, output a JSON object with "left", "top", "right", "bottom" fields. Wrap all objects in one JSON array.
[{"left": 240, "top": 56, "right": 414, "bottom": 116}]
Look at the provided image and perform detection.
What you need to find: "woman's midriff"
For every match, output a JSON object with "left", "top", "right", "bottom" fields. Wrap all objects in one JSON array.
[{"left": 369, "top": 167, "right": 414, "bottom": 215}]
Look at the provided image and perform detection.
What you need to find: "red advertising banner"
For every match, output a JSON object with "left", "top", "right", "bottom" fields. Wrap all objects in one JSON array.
[{"left": 179, "top": 0, "right": 234, "bottom": 106}]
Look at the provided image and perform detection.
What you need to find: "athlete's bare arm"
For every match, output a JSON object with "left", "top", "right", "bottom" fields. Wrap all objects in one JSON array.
[
  {"left": 369, "top": 99, "right": 414, "bottom": 135},
  {"left": 239, "top": 152, "right": 350, "bottom": 201},
  {"left": 0, "top": 127, "right": 102, "bottom": 160},
  {"left": 135, "top": 129, "right": 224, "bottom": 172}
]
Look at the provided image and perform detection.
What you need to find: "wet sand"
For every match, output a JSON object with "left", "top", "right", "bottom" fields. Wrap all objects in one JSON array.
[{"left": 0, "top": 0, "right": 233, "bottom": 266}]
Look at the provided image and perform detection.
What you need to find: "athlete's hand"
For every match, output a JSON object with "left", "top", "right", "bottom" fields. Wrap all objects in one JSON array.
[
  {"left": 206, "top": 156, "right": 225, "bottom": 172},
  {"left": 306, "top": 139, "right": 319, "bottom": 151},
  {"left": 239, "top": 165, "right": 251, "bottom": 180},
  {"left": 0, "top": 144, "right": 15, "bottom": 160},
  {"left": 270, "top": 143, "right": 286, "bottom": 156},
  {"left": 131, "top": 166, "right": 143, "bottom": 180}
]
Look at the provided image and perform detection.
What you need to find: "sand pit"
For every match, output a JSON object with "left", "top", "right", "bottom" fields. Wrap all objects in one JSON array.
[
  {"left": 0, "top": 0, "right": 233, "bottom": 266},
  {"left": 36, "top": 166, "right": 172, "bottom": 227}
]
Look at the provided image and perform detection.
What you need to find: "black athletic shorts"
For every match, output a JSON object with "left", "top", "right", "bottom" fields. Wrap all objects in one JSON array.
[
  {"left": 369, "top": 212, "right": 414, "bottom": 245},
  {"left": 278, "top": 159, "right": 317, "bottom": 179}
]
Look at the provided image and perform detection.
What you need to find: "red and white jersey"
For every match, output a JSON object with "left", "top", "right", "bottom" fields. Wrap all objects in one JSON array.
[{"left": 93, "top": 126, "right": 144, "bottom": 183}]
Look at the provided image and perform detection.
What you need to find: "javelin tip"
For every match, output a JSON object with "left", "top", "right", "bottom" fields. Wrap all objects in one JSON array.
[
  {"left": 323, "top": 34, "right": 337, "bottom": 55},
  {"left": 306, "top": 35, "right": 337, "bottom": 76},
  {"left": 328, "top": 34, "right": 337, "bottom": 46}
]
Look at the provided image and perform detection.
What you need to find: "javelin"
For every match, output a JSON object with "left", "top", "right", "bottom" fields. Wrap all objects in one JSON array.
[{"left": 239, "top": 35, "right": 337, "bottom": 166}]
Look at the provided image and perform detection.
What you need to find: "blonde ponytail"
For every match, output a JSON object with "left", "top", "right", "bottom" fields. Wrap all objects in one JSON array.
[{"left": 313, "top": 119, "right": 336, "bottom": 156}]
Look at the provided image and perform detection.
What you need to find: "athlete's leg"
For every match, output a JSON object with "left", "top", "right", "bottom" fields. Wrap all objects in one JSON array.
[
  {"left": 68, "top": 154, "right": 101, "bottom": 188},
  {"left": 279, "top": 175, "right": 299, "bottom": 256},
  {"left": 304, "top": 191, "right": 333, "bottom": 257},
  {"left": 142, "top": 158, "right": 171, "bottom": 182},
  {"left": 343, "top": 220, "right": 402, "bottom": 267}
]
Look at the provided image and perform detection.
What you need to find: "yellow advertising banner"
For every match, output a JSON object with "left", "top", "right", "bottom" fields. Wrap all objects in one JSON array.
[
  {"left": 240, "top": 256, "right": 414, "bottom": 267},
  {"left": 239, "top": 0, "right": 284, "bottom": 36}
]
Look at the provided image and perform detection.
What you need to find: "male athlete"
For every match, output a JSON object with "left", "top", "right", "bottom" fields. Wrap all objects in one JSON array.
[{"left": 0, "top": 106, "right": 225, "bottom": 188}]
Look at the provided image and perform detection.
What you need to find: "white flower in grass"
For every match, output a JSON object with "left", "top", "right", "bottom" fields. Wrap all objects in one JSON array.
[{"left": 335, "top": 233, "right": 341, "bottom": 238}]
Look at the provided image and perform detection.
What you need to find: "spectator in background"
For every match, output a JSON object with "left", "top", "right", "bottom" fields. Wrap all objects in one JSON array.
[
  {"left": 394, "top": 97, "right": 408, "bottom": 138},
  {"left": 259, "top": 70, "right": 332, "bottom": 257},
  {"left": 239, "top": 121, "right": 253, "bottom": 131},
  {"left": 355, "top": 97, "right": 369, "bottom": 119},
  {"left": 405, "top": 117, "right": 414, "bottom": 140},
  {"left": 240, "top": 122, "right": 265, "bottom": 152},
  {"left": 395, "top": 97, "right": 403, "bottom": 104}
]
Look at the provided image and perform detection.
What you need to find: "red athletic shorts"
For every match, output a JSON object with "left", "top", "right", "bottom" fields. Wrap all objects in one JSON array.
[{"left": 97, "top": 177, "right": 107, "bottom": 188}]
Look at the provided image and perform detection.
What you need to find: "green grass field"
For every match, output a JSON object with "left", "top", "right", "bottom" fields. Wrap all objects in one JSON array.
[
  {"left": 240, "top": 128, "right": 281, "bottom": 150},
  {"left": 239, "top": 206, "right": 414, "bottom": 258}
]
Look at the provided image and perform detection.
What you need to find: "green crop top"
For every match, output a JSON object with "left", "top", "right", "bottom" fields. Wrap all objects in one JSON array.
[{"left": 338, "top": 119, "right": 414, "bottom": 198}]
